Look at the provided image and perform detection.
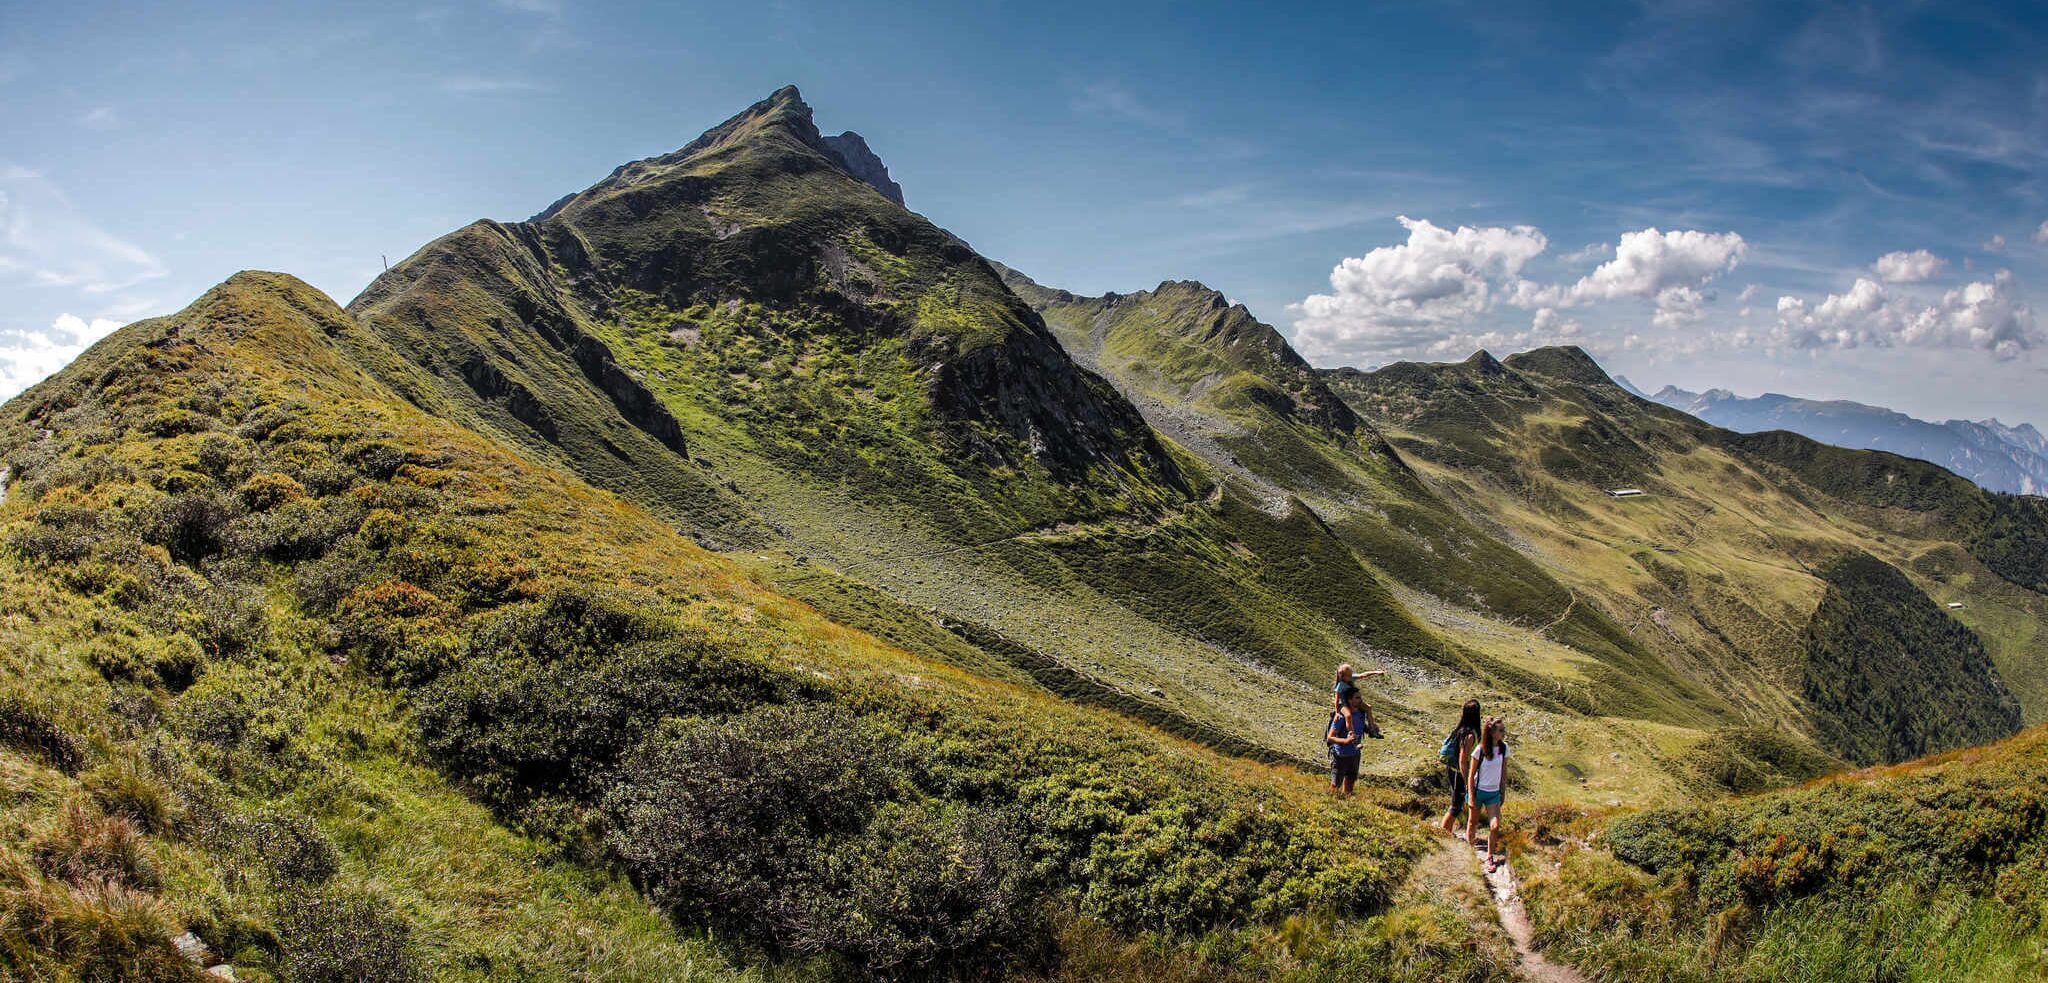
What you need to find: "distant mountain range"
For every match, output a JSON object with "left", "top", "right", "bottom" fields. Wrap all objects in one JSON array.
[{"left": 1648, "top": 386, "right": 2048, "bottom": 496}]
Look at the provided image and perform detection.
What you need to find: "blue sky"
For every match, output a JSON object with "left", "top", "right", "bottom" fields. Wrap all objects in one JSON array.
[{"left": 3, "top": 0, "right": 2046, "bottom": 425}]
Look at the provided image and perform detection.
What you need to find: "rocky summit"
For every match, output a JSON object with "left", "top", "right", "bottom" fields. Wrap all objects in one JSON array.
[{"left": 6, "top": 86, "right": 2048, "bottom": 981}]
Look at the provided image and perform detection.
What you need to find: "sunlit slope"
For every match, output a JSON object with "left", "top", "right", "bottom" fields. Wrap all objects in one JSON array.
[
  {"left": 1521, "top": 722, "right": 2048, "bottom": 981},
  {"left": 1005, "top": 272, "right": 1750, "bottom": 765},
  {"left": 0, "top": 271, "right": 1437, "bottom": 979},
  {"left": 344, "top": 86, "right": 1583, "bottom": 763},
  {"left": 1323, "top": 346, "right": 2041, "bottom": 763}
]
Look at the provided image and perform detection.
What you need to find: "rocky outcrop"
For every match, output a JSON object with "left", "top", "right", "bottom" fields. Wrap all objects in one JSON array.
[
  {"left": 821, "top": 131, "right": 905, "bottom": 206},
  {"left": 459, "top": 350, "right": 560, "bottom": 442},
  {"left": 923, "top": 311, "right": 1186, "bottom": 490}
]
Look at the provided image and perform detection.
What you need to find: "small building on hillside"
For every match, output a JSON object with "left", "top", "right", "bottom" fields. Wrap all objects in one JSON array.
[{"left": 1608, "top": 488, "right": 1647, "bottom": 498}]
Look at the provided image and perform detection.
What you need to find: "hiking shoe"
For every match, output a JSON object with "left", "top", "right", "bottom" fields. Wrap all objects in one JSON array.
[{"left": 1366, "top": 724, "right": 1384, "bottom": 739}]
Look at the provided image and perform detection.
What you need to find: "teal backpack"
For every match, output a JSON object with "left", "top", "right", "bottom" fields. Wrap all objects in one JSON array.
[{"left": 1438, "top": 726, "right": 1467, "bottom": 769}]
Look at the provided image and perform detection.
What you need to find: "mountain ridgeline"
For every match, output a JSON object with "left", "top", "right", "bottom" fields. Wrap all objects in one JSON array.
[
  {"left": 4, "top": 85, "right": 2048, "bottom": 980},
  {"left": 1652, "top": 384, "right": 2048, "bottom": 496}
]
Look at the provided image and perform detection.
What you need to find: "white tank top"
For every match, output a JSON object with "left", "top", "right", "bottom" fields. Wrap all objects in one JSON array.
[{"left": 1471, "top": 743, "right": 1508, "bottom": 792}]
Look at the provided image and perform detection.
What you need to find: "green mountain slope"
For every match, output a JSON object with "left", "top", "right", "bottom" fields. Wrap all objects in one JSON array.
[
  {"left": 1801, "top": 552, "right": 2020, "bottom": 765},
  {"left": 0, "top": 272, "right": 1454, "bottom": 980},
  {"left": 1321, "top": 346, "right": 2048, "bottom": 764},
  {"left": 344, "top": 86, "right": 1560, "bottom": 770},
  {"left": 1006, "top": 274, "right": 1729, "bottom": 731}
]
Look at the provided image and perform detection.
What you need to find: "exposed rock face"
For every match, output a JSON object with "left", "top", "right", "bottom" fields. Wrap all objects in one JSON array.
[{"left": 821, "top": 131, "right": 905, "bottom": 206}]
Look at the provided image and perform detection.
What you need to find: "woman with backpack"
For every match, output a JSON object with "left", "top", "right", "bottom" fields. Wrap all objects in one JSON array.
[
  {"left": 1466, "top": 716, "right": 1510, "bottom": 873},
  {"left": 1437, "top": 700, "right": 1482, "bottom": 837}
]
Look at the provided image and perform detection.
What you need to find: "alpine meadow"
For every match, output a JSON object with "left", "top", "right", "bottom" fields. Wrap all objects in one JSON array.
[{"left": 4, "top": 9, "right": 2048, "bottom": 980}]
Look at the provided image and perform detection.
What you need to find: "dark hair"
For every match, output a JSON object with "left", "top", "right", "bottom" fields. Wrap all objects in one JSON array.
[
  {"left": 1457, "top": 700, "right": 1482, "bottom": 736},
  {"left": 1479, "top": 717, "right": 1507, "bottom": 761}
]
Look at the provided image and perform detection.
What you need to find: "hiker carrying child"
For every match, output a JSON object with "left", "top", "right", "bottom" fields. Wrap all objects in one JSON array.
[{"left": 1326, "top": 692, "right": 1367, "bottom": 797}]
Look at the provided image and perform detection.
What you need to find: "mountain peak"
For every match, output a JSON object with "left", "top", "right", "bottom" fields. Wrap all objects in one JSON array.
[
  {"left": 1501, "top": 345, "right": 1616, "bottom": 387},
  {"left": 663, "top": 83, "right": 823, "bottom": 163},
  {"left": 1464, "top": 349, "right": 1507, "bottom": 374}
]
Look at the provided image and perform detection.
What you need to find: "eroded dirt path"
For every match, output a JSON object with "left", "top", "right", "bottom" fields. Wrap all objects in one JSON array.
[{"left": 1453, "top": 836, "right": 1589, "bottom": 983}]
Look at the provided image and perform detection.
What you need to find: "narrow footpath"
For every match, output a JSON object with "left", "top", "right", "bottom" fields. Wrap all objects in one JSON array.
[{"left": 1445, "top": 835, "right": 1589, "bottom": 983}]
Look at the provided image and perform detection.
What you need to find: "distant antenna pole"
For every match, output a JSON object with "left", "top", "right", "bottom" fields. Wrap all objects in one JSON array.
[{"left": 381, "top": 254, "right": 390, "bottom": 272}]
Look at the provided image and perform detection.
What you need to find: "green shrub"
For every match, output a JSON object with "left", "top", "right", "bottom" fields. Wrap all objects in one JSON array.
[
  {"left": 85, "top": 759, "right": 184, "bottom": 835},
  {"left": 0, "top": 856, "right": 193, "bottom": 983},
  {"left": 235, "top": 471, "right": 307, "bottom": 511},
  {"left": 416, "top": 588, "right": 796, "bottom": 803},
  {"left": 174, "top": 660, "right": 309, "bottom": 777},
  {"left": 274, "top": 887, "right": 421, "bottom": 983},
  {"left": 133, "top": 492, "right": 238, "bottom": 565},
  {"left": 606, "top": 705, "right": 1039, "bottom": 974},
  {"left": 336, "top": 580, "right": 455, "bottom": 684},
  {"left": 0, "top": 696, "right": 86, "bottom": 775},
  {"left": 7, "top": 505, "right": 107, "bottom": 565},
  {"left": 818, "top": 801, "right": 1041, "bottom": 973},
  {"left": 249, "top": 809, "right": 338, "bottom": 886},
  {"left": 1292, "top": 903, "right": 1514, "bottom": 982},
  {"left": 140, "top": 407, "right": 208, "bottom": 437}
]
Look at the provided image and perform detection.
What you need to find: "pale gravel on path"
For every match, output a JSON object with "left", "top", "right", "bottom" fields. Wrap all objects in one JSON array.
[{"left": 1466, "top": 836, "right": 1590, "bottom": 983}]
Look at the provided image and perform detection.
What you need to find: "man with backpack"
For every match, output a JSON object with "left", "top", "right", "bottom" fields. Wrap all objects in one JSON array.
[
  {"left": 1438, "top": 700, "right": 1482, "bottom": 837},
  {"left": 1326, "top": 692, "right": 1367, "bottom": 797}
]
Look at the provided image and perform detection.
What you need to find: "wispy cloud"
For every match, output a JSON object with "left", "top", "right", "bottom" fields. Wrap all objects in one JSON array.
[
  {"left": 77, "top": 106, "right": 119, "bottom": 130},
  {"left": 1174, "top": 183, "right": 1255, "bottom": 208},
  {"left": 438, "top": 75, "right": 550, "bottom": 95},
  {"left": 1071, "top": 80, "right": 1181, "bottom": 131},
  {"left": 0, "top": 166, "right": 166, "bottom": 296}
]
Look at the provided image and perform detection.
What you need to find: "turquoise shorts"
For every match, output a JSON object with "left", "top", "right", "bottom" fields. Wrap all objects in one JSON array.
[{"left": 1473, "top": 787, "right": 1504, "bottom": 808}]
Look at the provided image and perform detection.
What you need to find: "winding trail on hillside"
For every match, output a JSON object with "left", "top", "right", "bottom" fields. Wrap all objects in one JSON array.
[
  {"left": 1447, "top": 836, "right": 1588, "bottom": 983},
  {"left": 1538, "top": 587, "right": 1578, "bottom": 635}
]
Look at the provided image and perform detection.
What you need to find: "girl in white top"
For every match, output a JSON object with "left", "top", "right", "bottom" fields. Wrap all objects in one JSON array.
[{"left": 1465, "top": 717, "right": 1510, "bottom": 872}]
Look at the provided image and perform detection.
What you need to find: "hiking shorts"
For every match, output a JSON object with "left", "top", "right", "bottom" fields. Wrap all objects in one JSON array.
[
  {"left": 1474, "top": 786, "right": 1504, "bottom": 808},
  {"left": 1329, "top": 753, "right": 1360, "bottom": 784},
  {"left": 1446, "top": 765, "right": 1467, "bottom": 813}
]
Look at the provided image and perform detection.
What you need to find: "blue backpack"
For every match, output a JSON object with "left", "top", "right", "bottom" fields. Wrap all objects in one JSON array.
[{"left": 1438, "top": 726, "right": 1468, "bottom": 769}]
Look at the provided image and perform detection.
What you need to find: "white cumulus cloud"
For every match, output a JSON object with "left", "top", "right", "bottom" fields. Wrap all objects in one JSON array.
[
  {"left": 1291, "top": 216, "right": 1548, "bottom": 360},
  {"left": 1540, "top": 228, "right": 1746, "bottom": 305},
  {"left": 1769, "top": 270, "right": 2038, "bottom": 359},
  {"left": 2035, "top": 221, "right": 2048, "bottom": 246},
  {"left": 1871, "top": 249, "right": 1946, "bottom": 283},
  {"left": 1652, "top": 285, "right": 1707, "bottom": 329},
  {"left": 0, "top": 313, "right": 125, "bottom": 401}
]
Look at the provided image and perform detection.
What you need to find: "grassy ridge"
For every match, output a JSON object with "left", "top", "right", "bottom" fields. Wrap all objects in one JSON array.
[
  {"left": 1322, "top": 346, "right": 2048, "bottom": 754},
  {"left": 1518, "top": 725, "right": 2048, "bottom": 981},
  {"left": 0, "top": 271, "right": 1441, "bottom": 979}
]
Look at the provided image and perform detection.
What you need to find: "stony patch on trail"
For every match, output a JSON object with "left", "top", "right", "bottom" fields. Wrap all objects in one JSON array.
[{"left": 1463, "top": 837, "right": 1588, "bottom": 983}]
